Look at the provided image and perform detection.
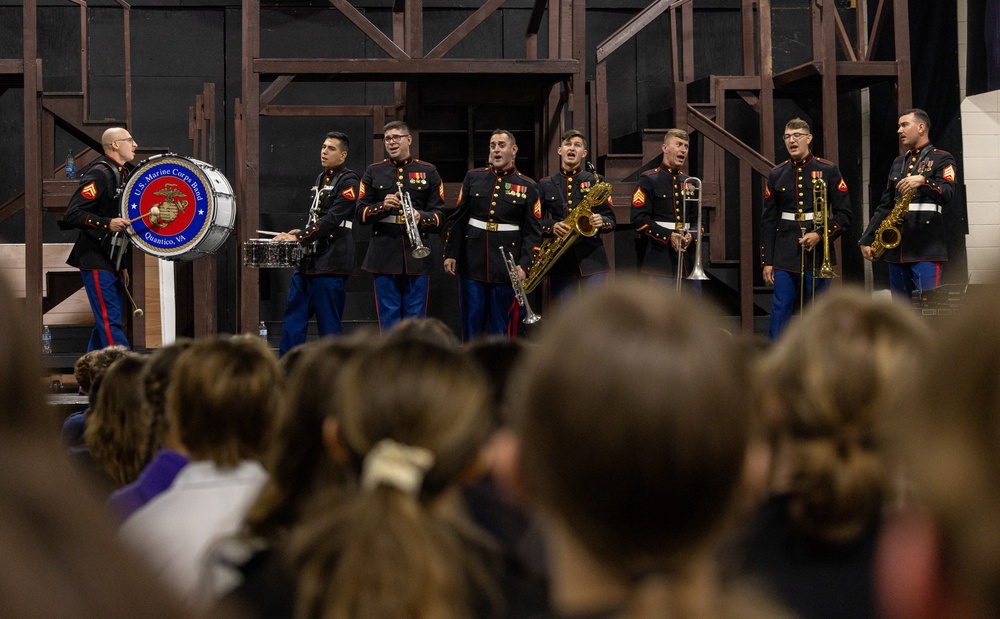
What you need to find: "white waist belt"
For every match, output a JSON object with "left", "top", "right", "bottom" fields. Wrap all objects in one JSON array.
[
  {"left": 469, "top": 218, "right": 519, "bottom": 232},
  {"left": 908, "top": 202, "right": 942, "bottom": 213},
  {"left": 654, "top": 220, "right": 688, "bottom": 231},
  {"left": 341, "top": 221, "right": 353, "bottom": 229},
  {"left": 780, "top": 212, "right": 815, "bottom": 221}
]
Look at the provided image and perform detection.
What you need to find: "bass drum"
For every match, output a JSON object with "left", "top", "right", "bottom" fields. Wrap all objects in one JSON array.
[{"left": 120, "top": 154, "right": 236, "bottom": 261}]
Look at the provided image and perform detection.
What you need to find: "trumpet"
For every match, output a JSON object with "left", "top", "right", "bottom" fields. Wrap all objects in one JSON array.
[
  {"left": 397, "top": 182, "right": 431, "bottom": 259},
  {"left": 501, "top": 246, "right": 540, "bottom": 325}
]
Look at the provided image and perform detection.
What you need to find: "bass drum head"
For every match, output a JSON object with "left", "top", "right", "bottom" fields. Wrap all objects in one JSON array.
[{"left": 121, "top": 154, "right": 236, "bottom": 261}]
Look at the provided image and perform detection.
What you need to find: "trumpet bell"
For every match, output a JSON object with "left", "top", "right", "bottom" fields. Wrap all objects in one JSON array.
[
  {"left": 411, "top": 246, "right": 431, "bottom": 259},
  {"left": 523, "top": 312, "right": 541, "bottom": 325}
]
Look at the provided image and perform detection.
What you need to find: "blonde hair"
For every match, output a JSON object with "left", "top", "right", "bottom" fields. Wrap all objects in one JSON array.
[
  {"left": 664, "top": 128, "right": 690, "bottom": 142},
  {"left": 758, "top": 287, "right": 929, "bottom": 541}
]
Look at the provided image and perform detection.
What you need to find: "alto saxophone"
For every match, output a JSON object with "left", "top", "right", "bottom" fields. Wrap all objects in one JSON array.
[
  {"left": 522, "top": 179, "right": 612, "bottom": 294},
  {"left": 870, "top": 186, "right": 917, "bottom": 259}
]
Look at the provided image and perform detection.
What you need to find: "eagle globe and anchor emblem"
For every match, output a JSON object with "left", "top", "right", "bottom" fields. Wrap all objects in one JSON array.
[{"left": 121, "top": 154, "right": 235, "bottom": 261}]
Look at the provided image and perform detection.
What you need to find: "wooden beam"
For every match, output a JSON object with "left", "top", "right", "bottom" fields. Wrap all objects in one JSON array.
[
  {"left": 0, "top": 59, "right": 23, "bottom": 74},
  {"left": 687, "top": 106, "right": 773, "bottom": 176},
  {"left": 821, "top": 0, "right": 839, "bottom": 164},
  {"left": 240, "top": 0, "right": 261, "bottom": 335},
  {"left": 254, "top": 58, "right": 578, "bottom": 77},
  {"left": 865, "top": 0, "right": 888, "bottom": 62},
  {"left": 571, "top": 0, "right": 586, "bottom": 129},
  {"left": 836, "top": 60, "right": 898, "bottom": 76},
  {"left": 425, "top": 0, "right": 507, "bottom": 60},
  {"left": 893, "top": 0, "right": 911, "bottom": 110},
  {"left": 406, "top": 0, "right": 423, "bottom": 58},
  {"left": 328, "top": 0, "right": 409, "bottom": 59},
  {"left": 123, "top": 5, "right": 132, "bottom": 130},
  {"left": 596, "top": 0, "right": 686, "bottom": 63},
  {"left": 261, "top": 105, "right": 390, "bottom": 117},
  {"left": 741, "top": 0, "right": 755, "bottom": 75},
  {"left": 772, "top": 61, "right": 821, "bottom": 88},
  {"left": 833, "top": 8, "right": 857, "bottom": 62},
  {"left": 24, "top": 0, "right": 42, "bottom": 342},
  {"left": 715, "top": 75, "right": 761, "bottom": 90},
  {"left": 527, "top": 0, "right": 547, "bottom": 35},
  {"left": 259, "top": 75, "right": 294, "bottom": 108},
  {"left": 739, "top": 160, "right": 753, "bottom": 333},
  {"left": 758, "top": 0, "right": 775, "bottom": 164}
]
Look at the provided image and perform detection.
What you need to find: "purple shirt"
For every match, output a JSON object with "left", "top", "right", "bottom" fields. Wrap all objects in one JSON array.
[{"left": 107, "top": 449, "right": 189, "bottom": 523}]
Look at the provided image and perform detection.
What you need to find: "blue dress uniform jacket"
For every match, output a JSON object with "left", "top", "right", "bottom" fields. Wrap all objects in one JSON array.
[
  {"left": 537, "top": 168, "right": 615, "bottom": 277},
  {"left": 357, "top": 157, "right": 445, "bottom": 275},
  {"left": 444, "top": 166, "right": 543, "bottom": 284},
  {"left": 760, "top": 154, "right": 852, "bottom": 273},
  {"left": 65, "top": 156, "right": 127, "bottom": 271},
  {"left": 630, "top": 164, "right": 697, "bottom": 277},
  {"left": 859, "top": 145, "right": 956, "bottom": 263},
  {"left": 295, "top": 165, "right": 359, "bottom": 275}
]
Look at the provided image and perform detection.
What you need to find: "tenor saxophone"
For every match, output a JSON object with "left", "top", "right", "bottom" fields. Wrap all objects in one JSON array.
[
  {"left": 522, "top": 180, "right": 612, "bottom": 294},
  {"left": 869, "top": 186, "right": 917, "bottom": 259}
]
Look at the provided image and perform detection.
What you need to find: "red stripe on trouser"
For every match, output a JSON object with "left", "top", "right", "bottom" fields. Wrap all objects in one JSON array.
[
  {"left": 509, "top": 298, "right": 520, "bottom": 338},
  {"left": 92, "top": 271, "right": 116, "bottom": 346},
  {"left": 935, "top": 263, "right": 942, "bottom": 288}
]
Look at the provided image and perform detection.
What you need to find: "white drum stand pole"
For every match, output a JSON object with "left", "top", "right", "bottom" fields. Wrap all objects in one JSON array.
[{"left": 158, "top": 258, "right": 176, "bottom": 346}]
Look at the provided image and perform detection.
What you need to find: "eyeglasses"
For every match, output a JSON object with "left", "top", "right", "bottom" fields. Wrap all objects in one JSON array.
[
  {"left": 383, "top": 134, "right": 409, "bottom": 143},
  {"left": 115, "top": 137, "right": 136, "bottom": 144},
  {"left": 782, "top": 133, "right": 809, "bottom": 142}
]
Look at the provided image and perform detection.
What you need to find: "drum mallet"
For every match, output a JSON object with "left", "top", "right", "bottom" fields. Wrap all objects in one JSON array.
[
  {"left": 123, "top": 284, "right": 143, "bottom": 318},
  {"left": 126, "top": 206, "right": 160, "bottom": 224}
]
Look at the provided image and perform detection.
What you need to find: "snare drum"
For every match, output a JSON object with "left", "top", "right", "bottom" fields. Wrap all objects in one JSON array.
[
  {"left": 243, "top": 239, "right": 303, "bottom": 268},
  {"left": 121, "top": 154, "right": 236, "bottom": 261}
]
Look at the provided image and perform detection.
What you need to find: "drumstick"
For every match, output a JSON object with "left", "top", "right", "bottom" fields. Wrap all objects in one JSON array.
[
  {"left": 126, "top": 206, "right": 160, "bottom": 224},
  {"left": 256, "top": 230, "right": 281, "bottom": 236}
]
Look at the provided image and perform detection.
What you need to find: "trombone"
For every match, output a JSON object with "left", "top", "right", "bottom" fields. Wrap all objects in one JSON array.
[
  {"left": 675, "top": 176, "right": 706, "bottom": 293},
  {"left": 799, "top": 175, "right": 837, "bottom": 311}
]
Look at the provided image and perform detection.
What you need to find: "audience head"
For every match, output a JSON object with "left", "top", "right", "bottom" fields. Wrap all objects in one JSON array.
[
  {"left": 85, "top": 353, "right": 150, "bottom": 487},
  {"left": 292, "top": 337, "right": 494, "bottom": 619},
  {"left": 877, "top": 286, "right": 1000, "bottom": 619},
  {"left": 140, "top": 338, "right": 194, "bottom": 456},
  {"left": 245, "top": 337, "right": 368, "bottom": 540},
  {"left": 385, "top": 316, "right": 459, "bottom": 348},
  {"left": 514, "top": 281, "right": 750, "bottom": 581},
  {"left": 466, "top": 335, "right": 528, "bottom": 429},
  {"left": 167, "top": 335, "right": 281, "bottom": 467},
  {"left": 82, "top": 345, "right": 130, "bottom": 410},
  {"left": 0, "top": 277, "right": 198, "bottom": 619},
  {"left": 758, "top": 287, "right": 929, "bottom": 542}
]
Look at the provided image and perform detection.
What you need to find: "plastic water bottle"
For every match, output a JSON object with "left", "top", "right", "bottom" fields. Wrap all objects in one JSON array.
[
  {"left": 42, "top": 325, "right": 52, "bottom": 355},
  {"left": 258, "top": 321, "right": 268, "bottom": 342},
  {"left": 65, "top": 149, "right": 76, "bottom": 179}
]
